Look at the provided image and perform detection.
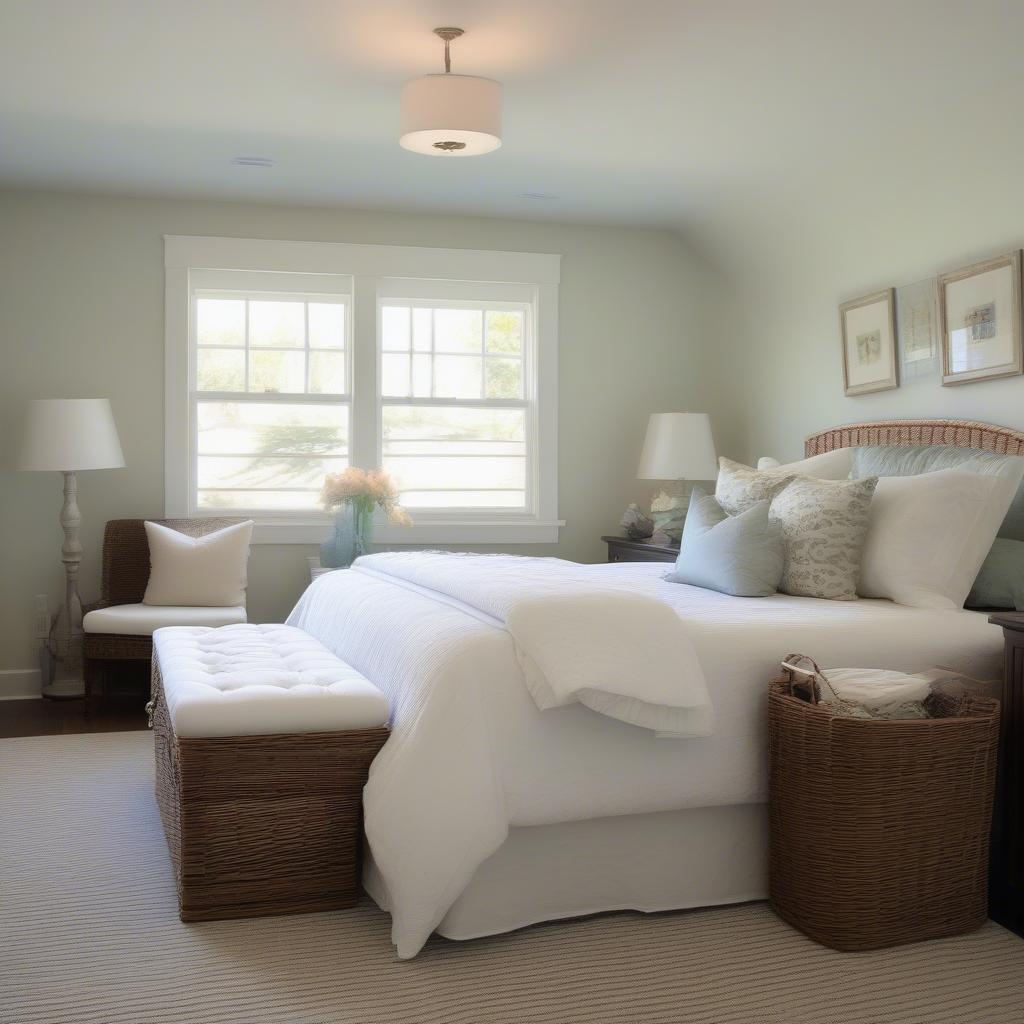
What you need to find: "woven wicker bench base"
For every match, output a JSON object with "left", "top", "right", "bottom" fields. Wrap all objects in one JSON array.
[{"left": 151, "top": 661, "right": 388, "bottom": 922}]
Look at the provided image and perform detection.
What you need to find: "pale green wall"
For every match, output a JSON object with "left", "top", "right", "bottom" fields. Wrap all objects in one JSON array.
[
  {"left": 0, "top": 189, "right": 719, "bottom": 673},
  {"left": 700, "top": 177, "right": 1024, "bottom": 467}
]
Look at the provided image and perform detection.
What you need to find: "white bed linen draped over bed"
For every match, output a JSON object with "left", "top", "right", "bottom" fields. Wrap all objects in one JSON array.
[
  {"left": 355, "top": 552, "right": 714, "bottom": 737},
  {"left": 287, "top": 558, "right": 1002, "bottom": 958}
]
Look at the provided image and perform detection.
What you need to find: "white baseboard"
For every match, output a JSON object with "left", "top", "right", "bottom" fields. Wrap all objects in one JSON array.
[{"left": 0, "top": 668, "right": 43, "bottom": 700}]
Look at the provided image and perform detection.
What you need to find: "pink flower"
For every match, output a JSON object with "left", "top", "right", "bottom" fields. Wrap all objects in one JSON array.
[{"left": 320, "top": 467, "right": 412, "bottom": 528}]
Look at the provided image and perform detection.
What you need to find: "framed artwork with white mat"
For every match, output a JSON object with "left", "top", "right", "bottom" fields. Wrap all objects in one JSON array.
[
  {"left": 939, "top": 250, "right": 1023, "bottom": 386},
  {"left": 839, "top": 288, "right": 898, "bottom": 396}
]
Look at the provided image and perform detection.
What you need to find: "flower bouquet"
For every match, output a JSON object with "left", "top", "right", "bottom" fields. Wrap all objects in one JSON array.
[{"left": 319, "top": 467, "right": 412, "bottom": 568}]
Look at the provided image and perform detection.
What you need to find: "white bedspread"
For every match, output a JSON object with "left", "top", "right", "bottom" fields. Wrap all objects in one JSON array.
[
  {"left": 356, "top": 552, "right": 713, "bottom": 737},
  {"left": 287, "top": 558, "right": 1002, "bottom": 958}
]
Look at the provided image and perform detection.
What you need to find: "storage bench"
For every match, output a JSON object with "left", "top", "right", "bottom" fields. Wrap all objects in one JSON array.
[{"left": 150, "top": 623, "right": 389, "bottom": 922}]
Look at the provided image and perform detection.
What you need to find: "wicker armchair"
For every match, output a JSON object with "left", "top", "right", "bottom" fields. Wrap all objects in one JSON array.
[{"left": 82, "top": 518, "right": 246, "bottom": 707}]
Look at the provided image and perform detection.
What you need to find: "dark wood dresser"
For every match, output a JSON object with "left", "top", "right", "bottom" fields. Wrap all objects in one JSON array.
[
  {"left": 988, "top": 611, "right": 1024, "bottom": 937},
  {"left": 601, "top": 536, "right": 679, "bottom": 564}
]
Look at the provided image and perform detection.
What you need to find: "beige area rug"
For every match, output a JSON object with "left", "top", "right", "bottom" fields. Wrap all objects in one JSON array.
[{"left": 2, "top": 731, "right": 1024, "bottom": 1024}]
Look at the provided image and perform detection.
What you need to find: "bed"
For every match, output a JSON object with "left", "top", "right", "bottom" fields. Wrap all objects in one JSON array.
[{"left": 287, "top": 418, "right": 1022, "bottom": 958}]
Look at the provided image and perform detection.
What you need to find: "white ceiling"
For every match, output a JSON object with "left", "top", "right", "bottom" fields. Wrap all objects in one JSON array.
[{"left": 2, "top": 0, "right": 1023, "bottom": 231}]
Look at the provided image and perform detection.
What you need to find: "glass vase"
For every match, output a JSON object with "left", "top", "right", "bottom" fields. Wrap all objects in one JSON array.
[
  {"left": 353, "top": 501, "right": 374, "bottom": 558},
  {"left": 319, "top": 502, "right": 375, "bottom": 569}
]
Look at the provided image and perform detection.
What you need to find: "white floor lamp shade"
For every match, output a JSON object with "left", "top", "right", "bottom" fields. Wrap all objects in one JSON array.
[
  {"left": 19, "top": 399, "right": 125, "bottom": 699},
  {"left": 19, "top": 398, "right": 125, "bottom": 472},
  {"left": 637, "top": 412, "right": 718, "bottom": 481}
]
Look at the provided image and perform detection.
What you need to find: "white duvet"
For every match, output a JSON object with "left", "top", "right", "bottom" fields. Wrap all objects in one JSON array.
[
  {"left": 287, "top": 554, "right": 1002, "bottom": 958},
  {"left": 356, "top": 552, "right": 713, "bottom": 737}
]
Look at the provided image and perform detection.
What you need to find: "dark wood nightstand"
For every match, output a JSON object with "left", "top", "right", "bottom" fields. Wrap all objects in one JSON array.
[
  {"left": 988, "top": 611, "right": 1024, "bottom": 937},
  {"left": 601, "top": 536, "right": 679, "bottom": 564}
]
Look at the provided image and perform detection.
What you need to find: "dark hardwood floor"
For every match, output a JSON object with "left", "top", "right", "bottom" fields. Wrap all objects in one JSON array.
[
  {"left": 0, "top": 666, "right": 150, "bottom": 738},
  {"left": 0, "top": 697, "right": 148, "bottom": 737}
]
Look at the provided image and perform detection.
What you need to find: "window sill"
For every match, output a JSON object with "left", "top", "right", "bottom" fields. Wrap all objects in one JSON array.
[{"left": 243, "top": 518, "right": 564, "bottom": 545}]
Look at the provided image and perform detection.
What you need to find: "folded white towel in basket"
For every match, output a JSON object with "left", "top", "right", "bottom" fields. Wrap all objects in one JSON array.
[{"left": 827, "top": 663, "right": 933, "bottom": 712}]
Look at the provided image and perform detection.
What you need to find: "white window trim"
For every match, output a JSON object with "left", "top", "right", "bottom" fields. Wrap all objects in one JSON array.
[{"left": 164, "top": 235, "right": 561, "bottom": 545}]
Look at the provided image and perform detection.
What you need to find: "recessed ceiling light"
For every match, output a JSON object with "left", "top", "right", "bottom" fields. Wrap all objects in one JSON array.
[
  {"left": 231, "top": 156, "right": 276, "bottom": 167},
  {"left": 518, "top": 192, "right": 559, "bottom": 201}
]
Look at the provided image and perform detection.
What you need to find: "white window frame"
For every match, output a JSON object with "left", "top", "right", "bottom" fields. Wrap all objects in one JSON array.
[
  {"left": 165, "top": 235, "right": 561, "bottom": 544},
  {"left": 376, "top": 279, "right": 536, "bottom": 529}
]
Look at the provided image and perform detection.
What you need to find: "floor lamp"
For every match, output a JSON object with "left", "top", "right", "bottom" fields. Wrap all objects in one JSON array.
[{"left": 19, "top": 399, "right": 125, "bottom": 699}]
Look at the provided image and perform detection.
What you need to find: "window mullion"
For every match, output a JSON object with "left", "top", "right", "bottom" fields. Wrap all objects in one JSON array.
[
  {"left": 479, "top": 309, "right": 486, "bottom": 399},
  {"left": 430, "top": 307, "right": 437, "bottom": 398},
  {"left": 243, "top": 301, "right": 250, "bottom": 392},
  {"left": 350, "top": 275, "right": 379, "bottom": 471},
  {"left": 303, "top": 302, "right": 311, "bottom": 393}
]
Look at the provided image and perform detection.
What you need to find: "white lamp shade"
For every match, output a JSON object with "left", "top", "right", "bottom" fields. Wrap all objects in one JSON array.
[
  {"left": 19, "top": 398, "right": 125, "bottom": 472},
  {"left": 637, "top": 412, "right": 718, "bottom": 481},
  {"left": 400, "top": 74, "right": 502, "bottom": 156}
]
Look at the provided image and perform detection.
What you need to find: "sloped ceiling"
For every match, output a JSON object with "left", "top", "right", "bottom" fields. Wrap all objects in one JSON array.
[{"left": 1, "top": 0, "right": 1023, "bottom": 244}]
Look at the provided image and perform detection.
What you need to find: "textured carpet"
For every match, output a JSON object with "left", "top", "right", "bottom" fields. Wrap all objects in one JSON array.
[{"left": 3, "top": 732, "right": 1024, "bottom": 1024}]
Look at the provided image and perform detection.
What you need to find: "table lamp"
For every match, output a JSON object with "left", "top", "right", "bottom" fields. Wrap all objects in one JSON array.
[
  {"left": 637, "top": 412, "right": 718, "bottom": 543},
  {"left": 19, "top": 398, "right": 125, "bottom": 698}
]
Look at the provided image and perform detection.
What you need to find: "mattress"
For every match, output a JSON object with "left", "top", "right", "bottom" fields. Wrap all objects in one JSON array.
[{"left": 288, "top": 560, "right": 1002, "bottom": 956}]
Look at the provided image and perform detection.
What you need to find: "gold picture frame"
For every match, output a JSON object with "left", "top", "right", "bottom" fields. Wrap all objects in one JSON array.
[
  {"left": 839, "top": 288, "right": 898, "bottom": 396},
  {"left": 939, "top": 251, "right": 1023, "bottom": 386}
]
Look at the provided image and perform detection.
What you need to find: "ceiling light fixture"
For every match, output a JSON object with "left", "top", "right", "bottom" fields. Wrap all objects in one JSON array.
[{"left": 400, "top": 27, "right": 502, "bottom": 157}]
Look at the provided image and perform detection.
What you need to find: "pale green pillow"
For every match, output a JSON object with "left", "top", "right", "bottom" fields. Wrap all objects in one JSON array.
[
  {"left": 665, "top": 487, "right": 784, "bottom": 597},
  {"left": 966, "top": 538, "right": 1024, "bottom": 611}
]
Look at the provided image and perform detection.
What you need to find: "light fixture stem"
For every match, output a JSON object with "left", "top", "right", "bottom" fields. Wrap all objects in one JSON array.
[{"left": 434, "top": 27, "right": 463, "bottom": 74}]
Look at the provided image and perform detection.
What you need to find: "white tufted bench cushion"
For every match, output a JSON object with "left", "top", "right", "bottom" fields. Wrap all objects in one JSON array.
[{"left": 152, "top": 623, "right": 389, "bottom": 739}]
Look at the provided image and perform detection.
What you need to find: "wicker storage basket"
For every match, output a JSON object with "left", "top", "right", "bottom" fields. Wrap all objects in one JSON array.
[
  {"left": 769, "top": 657, "right": 1000, "bottom": 951},
  {"left": 151, "top": 660, "right": 389, "bottom": 922}
]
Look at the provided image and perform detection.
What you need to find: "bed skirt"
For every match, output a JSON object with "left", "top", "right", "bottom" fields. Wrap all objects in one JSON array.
[{"left": 365, "top": 803, "right": 768, "bottom": 943}]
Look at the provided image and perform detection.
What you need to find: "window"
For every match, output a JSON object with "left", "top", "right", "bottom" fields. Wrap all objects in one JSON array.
[
  {"left": 379, "top": 290, "right": 531, "bottom": 513},
  {"left": 190, "top": 270, "right": 351, "bottom": 514},
  {"left": 165, "top": 236, "right": 560, "bottom": 543}
]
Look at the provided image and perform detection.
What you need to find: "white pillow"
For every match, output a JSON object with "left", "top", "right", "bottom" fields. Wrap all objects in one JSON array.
[
  {"left": 858, "top": 470, "right": 1010, "bottom": 609},
  {"left": 143, "top": 520, "right": 253, "bottom": 607},
  {"left": 755, "top": 448, "right": 853, "bottom": 479}
]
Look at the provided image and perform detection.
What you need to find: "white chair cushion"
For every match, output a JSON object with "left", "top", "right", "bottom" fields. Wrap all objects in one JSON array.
[
  {"left": 152, "top": 623, "right": 390, "bottom": 738},
  {"left": 143, "top": 520, "right": 253, "bottom": 607},
  {"left": 83, "top": 603, "right": 247, "bottom": 636}
]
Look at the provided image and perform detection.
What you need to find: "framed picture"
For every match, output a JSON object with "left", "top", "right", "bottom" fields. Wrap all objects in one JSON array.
[
  {"left": 896, "top": 278, "right": 939, "bottom": 379},
  {"left": 939, "top": 251, "right": 1023, "bottom": 386},
  {"left": 839, "top": 288, "right": 898, "bottom": 396}
]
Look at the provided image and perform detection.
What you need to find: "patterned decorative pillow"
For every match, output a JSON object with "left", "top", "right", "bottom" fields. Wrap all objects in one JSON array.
[
  {"left": 768, "top": 476, "right": 879, "bottom": 600},
  {"left": 715, "top": 457, "right": 797, "bottom": 515}
]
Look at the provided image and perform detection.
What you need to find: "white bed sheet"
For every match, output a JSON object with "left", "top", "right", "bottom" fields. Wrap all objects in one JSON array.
[{"left": 287, "top": 560, "right": 1002, "bottom": 956}]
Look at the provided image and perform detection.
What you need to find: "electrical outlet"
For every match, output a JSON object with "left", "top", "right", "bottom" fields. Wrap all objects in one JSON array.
[{"left": 34, "top": 594, "right": 50, "bottom": 640}]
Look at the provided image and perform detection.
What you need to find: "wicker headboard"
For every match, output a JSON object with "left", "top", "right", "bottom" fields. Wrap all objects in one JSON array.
[{"left": 805, "top": 419, "right": 1024, "bottom": 458}]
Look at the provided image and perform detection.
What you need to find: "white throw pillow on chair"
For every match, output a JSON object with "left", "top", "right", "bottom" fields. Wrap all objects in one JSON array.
[{"left": 143, "top": 520, "right": 254, "bottom": 607}]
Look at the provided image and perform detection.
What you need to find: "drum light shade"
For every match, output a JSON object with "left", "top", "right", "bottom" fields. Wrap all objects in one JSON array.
[
  {"left": 400, "top": 73, "right": 502, "bottom": 156},
  {"left": 637, "top": 413, "right": 719, "bottom": 481}
]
